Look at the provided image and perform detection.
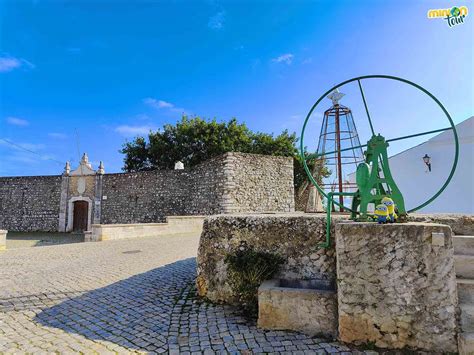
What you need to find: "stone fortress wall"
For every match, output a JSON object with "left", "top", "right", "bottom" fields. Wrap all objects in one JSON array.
[
  {"left": 0, "top": 152, "right": 295, "bottom": 232},
  {"left": 0, "top": 175, "right": 63, "bottom": 232}
]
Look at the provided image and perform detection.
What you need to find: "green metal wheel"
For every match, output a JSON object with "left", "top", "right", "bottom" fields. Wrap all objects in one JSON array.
[{"left": 300, "top": 75, "right": 459, "bottom": 214}]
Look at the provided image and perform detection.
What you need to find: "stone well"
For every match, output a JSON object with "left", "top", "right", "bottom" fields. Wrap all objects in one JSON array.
[
  {"left": 336, "top": 222, "right": 458, "bottom": 352},
  {"left": 196, "top": 213, "right": 345, "bottom": 303},
  {"left": 196, "top": 214, "right": 462, "bottom": 352}
]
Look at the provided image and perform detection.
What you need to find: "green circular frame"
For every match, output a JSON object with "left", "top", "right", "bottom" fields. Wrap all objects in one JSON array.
[{"left": 299, "top": 75, "right": 459, "bottom": 214}]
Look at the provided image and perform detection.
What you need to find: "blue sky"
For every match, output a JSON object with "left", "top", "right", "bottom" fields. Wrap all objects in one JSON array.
[{"left": 0, "top": 0, "right": 472, "bottom": 176}]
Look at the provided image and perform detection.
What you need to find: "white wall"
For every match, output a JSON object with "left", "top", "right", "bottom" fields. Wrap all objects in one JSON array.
[{"left": 388, "top": 117, "right": 473, "bottom": 214}]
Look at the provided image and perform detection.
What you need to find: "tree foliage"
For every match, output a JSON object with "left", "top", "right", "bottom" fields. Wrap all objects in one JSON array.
[
  {"left": 121, "top": 116, "right": 297, "bottom": 171},
  {"left": 120, "top": 116, "right": 329, "bottom": 191}
]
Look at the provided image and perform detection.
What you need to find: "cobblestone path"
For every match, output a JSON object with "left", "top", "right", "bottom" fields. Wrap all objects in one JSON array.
[{"left": 0, "top": 234, "right": 361, "bottom": 354}]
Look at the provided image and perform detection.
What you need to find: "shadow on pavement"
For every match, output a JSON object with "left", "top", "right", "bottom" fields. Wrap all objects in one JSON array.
[
  {"left": 7, "top": 232, "right": 84, "bottom": 249},
  {"left": 35, "top": 258, "right": 197, "bottom": 352}
]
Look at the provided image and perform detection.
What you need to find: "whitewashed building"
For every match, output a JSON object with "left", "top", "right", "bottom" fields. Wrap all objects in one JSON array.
[
  {"left": 345, "top": 116, "right": 473, "bottom": 214},
  {"left": 388, "top": 116, "right": 473, "bottom": 214}
]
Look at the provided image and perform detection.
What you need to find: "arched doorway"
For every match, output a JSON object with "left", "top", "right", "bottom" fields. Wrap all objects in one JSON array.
[{"left": 72, "top": 200, "right": 89, "bottom": 232}]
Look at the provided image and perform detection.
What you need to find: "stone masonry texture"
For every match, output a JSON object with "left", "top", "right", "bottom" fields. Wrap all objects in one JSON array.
[
  {"left": 0, "top": 175, "right": 62, "bottom": 232},
  {"left": 100, "top": 154, "right": 228, "bottom": 224},
  {"left": 258, "top": 279, "right": 338, "bottom": 338},
  {"left": 221, "top": 153, "right": 295, "bottom": 213},
  {"left": 0, "top": 152, "right": 295, "bottom": 231},
  {"left": 336, "top": 222, "right": 458, "bottom": 352},
  {"left": 196, "top": 213, "right": 343, "bottom": 304}
]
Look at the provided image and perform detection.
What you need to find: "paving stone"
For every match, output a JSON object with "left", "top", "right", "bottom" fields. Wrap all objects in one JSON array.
[{"left": 0, "top": 233, "right": 362, "bottom": 353}]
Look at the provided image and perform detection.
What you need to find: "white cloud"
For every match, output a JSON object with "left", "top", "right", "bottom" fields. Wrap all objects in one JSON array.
[
  {"left": 272, "top": 53, "right": 294, "bottom": 65},
  {"left": 48, "top": 132, "right": 68, "bottom": 139},
  {"left": 0, "top": 57, "right": 21, "bottom": 72},
  {"left": 114, "top": 125, "right": 155, "bottom": 137},
  {"left": 0, "top": 55, "right": 35, "bottom": 72},
  {"left": 6, "top": 117, "right": 29, "bottom": 126},
  {"left": 143, "top": 97, "right": 186, "bottom": 113},
  {"left": 208, "top": 11, "right": 225, "bottom": 30},
  {"left": 143, "top": 98, "right": 174, "bottom": 109}
]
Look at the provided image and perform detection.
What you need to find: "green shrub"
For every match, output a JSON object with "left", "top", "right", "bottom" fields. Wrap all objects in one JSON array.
[{"left": 224, "top": 249, "right": 284, "bottom": 317}]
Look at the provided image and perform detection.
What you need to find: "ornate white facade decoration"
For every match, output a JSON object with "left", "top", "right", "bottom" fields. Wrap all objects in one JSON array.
[
  {"left": 70, "top": 153, "right": 96, "bottom": 176},
  {"left": 97, "top": 161, "right": 105, "bottom": 175},
  {"left": 64, "top": 161, "right": 71, "bottom": 176}
]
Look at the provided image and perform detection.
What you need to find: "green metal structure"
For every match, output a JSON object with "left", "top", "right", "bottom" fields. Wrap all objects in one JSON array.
[
  {"left": 300, "top": 75, "right": 459, "bottom": 248},
  {"left": 350, "top": 134, "right": 406, "bottom": 221}
]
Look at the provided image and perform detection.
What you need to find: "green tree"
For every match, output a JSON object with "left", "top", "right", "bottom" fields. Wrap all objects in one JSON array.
[
  {"left": 121, "top": 116, "right": 297, "bottom": 170},
  {"left": 120, "top": 116, "right": 327, "bottom": 191}
]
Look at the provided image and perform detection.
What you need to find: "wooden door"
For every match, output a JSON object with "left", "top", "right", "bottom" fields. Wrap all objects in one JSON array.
[{"left": 73, "top": 201, "right": 88, "bottom": 232}]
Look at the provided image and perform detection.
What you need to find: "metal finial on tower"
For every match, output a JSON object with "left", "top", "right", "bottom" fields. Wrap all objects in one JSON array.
[{"left": 327, "top": 88, "right": 345, "bottom": 106}]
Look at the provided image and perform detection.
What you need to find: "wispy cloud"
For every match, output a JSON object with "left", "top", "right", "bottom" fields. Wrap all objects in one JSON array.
[
  {"left": 114, "top": 125, "right": 156, "bottom": 137},
  {"left": 302, "top": 58, "right": 313, "bottom": 64},
  {"left": 6, "top": 117, "right": 29, "bottom": 126},
  {"left": 0, "top": 138, "right": 63, "bottom": 169},
  {"left": 208, "top": 11, "right": 225, "bottom": 30},
  {"left": 0, "top": 139, "right": 44, "bottom": 151},
  {"left": 0, "top": 55, "right": 35, "bottom": 73},
  {"left": 143, "top": 98, "right": 173, "bottom": 109},
  {"left": 143, "top": 97, "right": 186, "bottom": 113},
  {"left": 48, "top": 132, "right": 68, "bottom": 139},
  {"left": 272, "top": 53, "right": 294, "bottom": 65}
]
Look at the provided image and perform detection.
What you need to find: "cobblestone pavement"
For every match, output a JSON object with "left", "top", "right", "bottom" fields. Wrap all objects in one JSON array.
[{"left": 1, "top": 234, "right": 364, "bottom": 354}]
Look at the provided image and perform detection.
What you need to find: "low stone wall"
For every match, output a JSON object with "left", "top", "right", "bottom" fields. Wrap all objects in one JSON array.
[
  {"left": 196, "top": 213, "right": 343, "bottom": 304},
  {"left": 89, "top": 216, "right": 205, "bottom": 242},
  {"left": 408, "top": 213, "right": 474, "bottom": 235},
  {"left": 0, "top": 230, "right": 6, "bottom": 251},
  {"left": 336, "top": 222, "right": 458, "bottom": 352}
]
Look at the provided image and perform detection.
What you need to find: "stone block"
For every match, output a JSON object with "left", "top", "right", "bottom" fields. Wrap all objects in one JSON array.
[
  {"left": 0, "top": 230, "right": 6, "bottom": 251},
  {"left": 258, "top": 279, "right": 338, "bottom": 338},
  {"left": 90, "top": 216, "right": 205, "bottom": 241},
  {"left": 336, "top": 222, "right": 458, "bottom": 352}
]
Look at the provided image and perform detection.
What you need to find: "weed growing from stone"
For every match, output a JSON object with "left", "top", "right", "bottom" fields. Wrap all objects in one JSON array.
[{"left": 224, "top": 249, "right": 284, "bottom": 317}]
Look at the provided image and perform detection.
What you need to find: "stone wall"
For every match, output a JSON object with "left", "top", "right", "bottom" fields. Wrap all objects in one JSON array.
[
  {"left": 408, "top": 213, "right": 474, "bottom": 235},
  {"left": 0, "top": 152, "right": 295, "bottom": 231},
  {"left": 336, "top": 222, "right": 458, "bottom": 352},
  {"left": 0, "top": 176, "right": 62, "bottom": 232},
  {"left": 221, "top": 153, "right": 294, "bottom": 213},
  {"left": 100, "top": 153, "right": 295, "bottom": 224},
  {"left": 100, "top": 155, "right": 228, "bottom": 224},
  {"left": 196, "top": 214, "right": 340, "bottom": 303}
]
